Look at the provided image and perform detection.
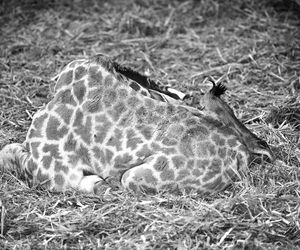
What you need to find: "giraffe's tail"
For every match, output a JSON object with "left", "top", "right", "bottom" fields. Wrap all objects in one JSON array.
[{"left": 0, "top": 143, "right": 28, "bottom": 176}]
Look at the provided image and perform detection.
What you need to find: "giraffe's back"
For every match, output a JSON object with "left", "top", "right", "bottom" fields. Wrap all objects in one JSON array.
[{"left": 19, "top": 55, "right": 250, "bottom": 194}]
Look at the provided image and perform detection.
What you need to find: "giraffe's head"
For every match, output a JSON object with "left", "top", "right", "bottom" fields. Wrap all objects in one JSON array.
[{"left": 199, "top": 80, "right": 274, "bottom": 162}]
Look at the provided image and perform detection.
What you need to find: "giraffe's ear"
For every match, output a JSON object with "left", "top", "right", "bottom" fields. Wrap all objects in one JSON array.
[{"left": 208, "top": 79, "right": 227, "bottom": 97}]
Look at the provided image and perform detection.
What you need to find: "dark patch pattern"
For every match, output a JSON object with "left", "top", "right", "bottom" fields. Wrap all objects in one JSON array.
[
  {"left": 74, "top": 115, "right": 92, "bottom": 145},
  {"left": 143, "top": 169, "right": 158, "bottom": 185},
  {"left": 88, "top": 87, "right": 104, "bottom": 100},
  {"left": 196, "top": 159, "right": 210, "bottom": 171},
  {"left": 179, "top": 136, "right": 194, "bottom": 157},
  {"left": 192, "top": 169, "right": 202, "bottom": 177},
  {"left": 118, "top": 88, "right": 128, "bottom": 98},
  {"left": 136, "top": 125, "right": 153, "bottom": 140},
  {"left": 155, "top": 105, "right": 166, "bottom": 115},
  {"left": 54, "top": 161, "right": 69, "bottom": 174},
  {"left": 28, "top": 128, "right": 43, "bottom": 139},
  {"left": 160, "top": 168, "right": 175, "bottom": 181},
  {"left": 135, "top": 106, "right": 148, "bottom": 123},
  {"left": 69, "top": 144, "right": 91, "bottom": 166},
  {"left": 109, "top": 101, "right": 126, "bottom": 122},
  {"left": 128, "top": 182, "right": 138, "bottom": 192},
  {"left": 144, "top": 98, "right": 155, "bottom": 109},
  {"left": 30, "top": 142, "right": 40, "bottom": 159},
  {"left": 42, "top": 155, "right": 52, "bottom": 169},
  {"left": 161, "top": 137, "right": 177, "bottom": 146},
  {"left": 218, "top": 147, "right": 227, "bottom": 158},
  {"left": 220, "top": 127, "right": 236, "bottom": 137},
  {"left": 208, "top": 143, "right": 217, "bottom": 156},
  {"left": 113, "top": 153, "right": 133, "bottom": 169},
  {"left": 92, "top": 146, "right": 102, "bottom": 159},
  {"left": 46, "top": 116, "right": 68, "bottom": 140},
  {"left": 146, "top": 111, "right": 162, "bottom": 125},
  {"left": 104, "top": 75, "right": 114, "bottom": 86},
  {"left": 55, "top": 70, "right": 73, "bottom": 91},
  {"left": 126, "top": 129, "right": 144, "bottom": 150},
  {"left": 176, "top": 169, "right": 190, "bottom": 181},
  {"left": 202, "top": 158, "right": 222, "bottom": 182},
  {"left": 196, "top": 141, "right": 209, "bottom": 157},
  {"left": 107, "top": 128, "right": 123, "bottom": 151},
  {"left": 73, "top": 109, "right": 83, "bottom": 127},
  {"left": 227, "top": 138, "right": 238, "bottom": 147},
  {"left": 186, "top": 125, "right": 209, "bottom": 139},
  {"left": 74, "top": 66, "right": 87, "bottom": 80},
  {"left": 186, "top": 159, "right": 194, "bottom": 170},
  {"left": 33, "top": 113, "right": 48, "bottom": 129},
  {"left": 64, "top": 133, "right": 77, "bottom": 152},
  {"left": 104, "top": 148, "right": 114, "bottom": 164},
  {"left": 118, "top": 110, "right": 134, "bottom": 127},
  {"left": 83, "top": 93, "right": 103, "bottom": 113},
  {"left": 55, "top": 105, "right": 73, "bottom": 124},
  {"left": 170, "top": 114, "right": 181, "bottom": 123},
  {"left": 153, "top": 155, "right": 169, "bottom": 171},
  {"left": 88, "top": 66, "right": 103, "bottom": 87},
  {"left": 94, "top": 115, "right": 112, "bottom": 144},
  {"left": 177, "top": 107, "right": 188, "bottom": 119},
  {"left": 127, "top": 96, "right": 141, "bottom": 108},
  {"left": 184, "top": 118, "right": 198, "bottom": 127},
  {"left": 172, "top": 155, "right": 185, "bottom": 169},
  {"left": 167, "top": 124, "right": 185, "bottom": 138},
  {"left": 238, "top": 144, "right": 247, "bottom": 153},
  {"left": 166, "top": 105, "right": 176, "bottom": 116},
  {"left": 43, "top": 144, "right": 61, "bottom": 159},
  {"left": 59, "top": 89, "right": 77, "bottom": 106},
  {"left": 103, "top": 89, "right": 117, "bottom": 108},
  {"left": 73, "top": 80, "right": 86, "bottom": 103},
  {"left": 211, "top": 134, "right": 222, "bottom": 145},
  {"left": 136, "top": 145, "right": 153, "bottom": 158}
]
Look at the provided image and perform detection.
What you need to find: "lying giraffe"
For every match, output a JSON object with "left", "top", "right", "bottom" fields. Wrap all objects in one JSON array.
[{"left": 0, "top": 54, "right": 274, "bottom": 194}]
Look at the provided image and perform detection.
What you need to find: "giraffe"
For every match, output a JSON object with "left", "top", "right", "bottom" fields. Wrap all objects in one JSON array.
[{"left": 0, "top": 54, "right": 274, "bottom": 194}]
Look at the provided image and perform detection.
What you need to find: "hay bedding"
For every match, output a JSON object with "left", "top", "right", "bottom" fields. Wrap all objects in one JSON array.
[{"left": 0, "top": 0, "right": 299, "bottom": 249}]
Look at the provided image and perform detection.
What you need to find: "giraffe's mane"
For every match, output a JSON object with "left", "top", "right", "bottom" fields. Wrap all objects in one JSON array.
[{"left": 112, "top": 61, "right": 181, "bottom": 100}]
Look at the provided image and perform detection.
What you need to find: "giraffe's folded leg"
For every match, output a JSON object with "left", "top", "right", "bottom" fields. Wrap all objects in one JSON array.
[{"left": 120, "top": 155, "right": 177, "bottom": 194}]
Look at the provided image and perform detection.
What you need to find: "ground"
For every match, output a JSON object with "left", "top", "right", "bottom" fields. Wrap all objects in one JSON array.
[{"left": 0, "top": 0, "right": 300, "bottom": 249}]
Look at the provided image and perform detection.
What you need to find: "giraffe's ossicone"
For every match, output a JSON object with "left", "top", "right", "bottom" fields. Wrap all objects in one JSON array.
[{"left": 0, "top": 54, "right": 274, "bottom": 194}]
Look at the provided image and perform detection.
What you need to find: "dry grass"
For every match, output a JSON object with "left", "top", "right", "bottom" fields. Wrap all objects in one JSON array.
[{"left": 0, "top": 0, "right": 300, "bottom": 249}]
